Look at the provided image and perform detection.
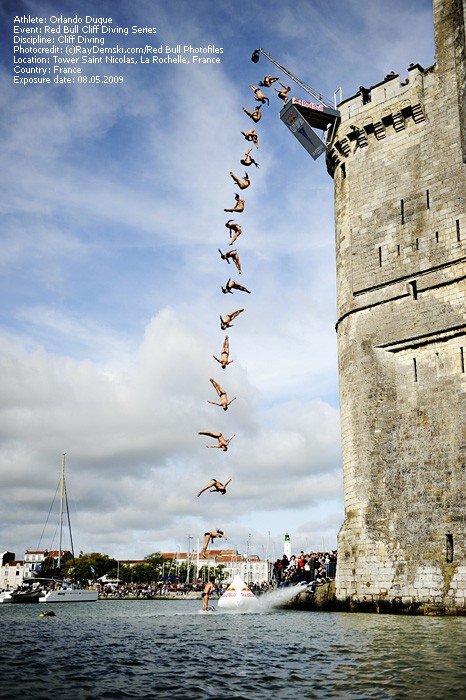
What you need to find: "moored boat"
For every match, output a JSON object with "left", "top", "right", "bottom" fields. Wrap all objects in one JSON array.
[
  {"left": 9, "top": 580, "right": 43, "bottom": 604},
  {"left": 11, "top": 454, "right": 98, "bottom": 604},
  {"left": 39, "top": 585, "right": 98, "bottom": 603},
  {"left": 40, "top": 455, "right": 98, "bottom": 602}
]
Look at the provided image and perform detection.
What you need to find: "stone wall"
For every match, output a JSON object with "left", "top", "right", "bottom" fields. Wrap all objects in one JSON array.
[{"left": 327, "top": 0, "right": 466, "bottom": 613}]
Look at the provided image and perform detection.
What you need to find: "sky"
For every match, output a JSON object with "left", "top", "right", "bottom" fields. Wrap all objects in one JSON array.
[{"left": 0, "top": 0, "right": 435, "bottom": 562}]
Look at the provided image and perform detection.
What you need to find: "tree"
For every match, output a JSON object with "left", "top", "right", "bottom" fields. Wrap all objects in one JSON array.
[
  {"left": 144, "top": 552, "right": 164, "bottom": 566},
  {"left": 198, "top": 563, "right": 226, "bottom": 582},
  {"left": 143, "top": 552, "right": 168, "bottom": 581},
  {"left": 61, "top": 552, "right": 118, "bottom": 583},
  {"left": 106, "top": 563, "right": 131, "bottom": 583}
]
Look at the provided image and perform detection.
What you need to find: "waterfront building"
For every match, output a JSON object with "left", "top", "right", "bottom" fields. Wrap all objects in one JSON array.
[
  {"left": 1, "top": 552, "right": 22, "bottom": 590},
  {"left": 0, "top": 549, "right": 73, "bottom": 589},
  {"left": 162, "top": 549, "right": 271, "bottom": 584},
  {"left": 1, "top": 559, "right": 25, "bottom": 590},
  {"left": 217, "top": 552, "right": 271, "bottom": 584},
  {"left": 23, "top": 550, "right": 47, "bottom": 579},
  {"left": 326, "top": 0, "right": 465, "bottom": 612},
  {"left": 0, "top": 550, "right": 42, "bottom": 589}
]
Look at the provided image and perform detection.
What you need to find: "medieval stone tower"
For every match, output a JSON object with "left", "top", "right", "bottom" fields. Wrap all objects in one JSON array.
[{"left": 326, "top": 0, "right": 465, "bottom": 612}]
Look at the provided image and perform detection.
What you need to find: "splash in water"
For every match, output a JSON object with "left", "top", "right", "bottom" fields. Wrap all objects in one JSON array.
[{"left": 218, "top": 582, "right": 307, "bottom": 614}]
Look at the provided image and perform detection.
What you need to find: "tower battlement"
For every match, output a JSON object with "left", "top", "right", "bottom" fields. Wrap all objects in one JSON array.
[{"left": 327, "top": 64, "right": 432, "bottom": 178}]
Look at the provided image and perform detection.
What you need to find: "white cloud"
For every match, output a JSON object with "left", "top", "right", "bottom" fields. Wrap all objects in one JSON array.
[
  {"left": 0, "top": 0, "right": 434, "bottom": 561},
  {"left": 0, "top": 306, "right": 341, "bottom": 557}
]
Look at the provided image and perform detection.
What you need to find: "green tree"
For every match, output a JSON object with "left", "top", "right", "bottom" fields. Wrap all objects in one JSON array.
[
  {"left": 106, "top": 563, "right": 131, "bottom": 582},
  {"left": 61, "top": 552, "right": 118, "bottom": 583},
  {"left": 143, "top": 552, "right": 169, "bottom": 581},
  {"left": 40, "top": 551, "right": 73, "bottom": 578},
  {"left": 144, "top": 552, "right": 164, "bottom": 568},
  {"left": 198, "top": 563, "right": 226, "bottom": 582},
  {"left": 128, "top": 563, "right": 156, "bottom": 584}
]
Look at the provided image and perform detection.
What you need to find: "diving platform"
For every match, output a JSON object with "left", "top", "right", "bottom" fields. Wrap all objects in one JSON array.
[{"left": 280, "top": 97, "right": 340, "bottom": 160}]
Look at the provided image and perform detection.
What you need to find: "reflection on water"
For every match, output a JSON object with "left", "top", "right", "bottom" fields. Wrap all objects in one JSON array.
[{"left": 1, "top": 600, "right": 465, "bottom": 699}]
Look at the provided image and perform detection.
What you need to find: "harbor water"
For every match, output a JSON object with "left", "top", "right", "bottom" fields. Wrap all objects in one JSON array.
[{"left": 1, "top": 597, "right": 465, "bottom": 699}]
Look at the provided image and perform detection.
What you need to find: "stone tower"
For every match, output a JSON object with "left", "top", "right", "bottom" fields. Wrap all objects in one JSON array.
[{"left": 326, "top": 0, "right": 465, "bottom": 613}]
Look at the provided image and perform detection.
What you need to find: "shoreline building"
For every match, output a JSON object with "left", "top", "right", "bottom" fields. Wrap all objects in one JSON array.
[
  {"left": 162, "top": 549, "right": 271, "bottom": 585},
  {"left": 326, "top": 0, "right": 465, "bottom": 612},
  {"left": 1, "top": 552, "right": 22, "bottom": 590}
]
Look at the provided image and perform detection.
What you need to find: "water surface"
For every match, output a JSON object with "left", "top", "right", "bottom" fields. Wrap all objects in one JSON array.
[{"left": 1, "top": 598, "right": 465, "bottom": 699}]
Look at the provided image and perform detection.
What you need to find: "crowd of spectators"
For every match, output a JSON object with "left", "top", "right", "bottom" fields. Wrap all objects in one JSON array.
[
  {"left": 99, "top": 579, "right": 271, "bottom": 599},
  {"left": 272, "top": 550, "right": 337, "bottom": 589},
  {"left": 98, "top": 550, "right": 337, "bottom": 599},
  {"left": 99, "top": 580, "right": 206, "bottom": 599}
]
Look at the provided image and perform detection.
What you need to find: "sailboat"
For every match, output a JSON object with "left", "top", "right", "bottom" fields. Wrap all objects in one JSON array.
[{"left": 10, "top": 454, "right": 98, "bottom": 604}]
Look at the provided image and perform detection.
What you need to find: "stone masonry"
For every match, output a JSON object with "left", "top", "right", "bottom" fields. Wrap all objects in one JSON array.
[{"left": 326, "top": 0, "right": 466, "bottom": 613}]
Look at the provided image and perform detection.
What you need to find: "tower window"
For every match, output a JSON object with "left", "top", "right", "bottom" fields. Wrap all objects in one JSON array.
[
  {"left": 378, "top": 246, "right": 382, "bottom": 267},
  {"left": 435, "top": 231, "right": 439, "bottom": 243},
  {"left": 461, "top": 347, "right": 465, "bottom": 373},
  {"left": 446, "top": 534, "right": 453, "bottom": 563},
  {"left": 456, "top": 219, "right": 461, "bottom": 241},
  {"left": 413, "top": 357, "right": 418, "bottom": 382},
  {"left": 426, "top": 189, "right": 430, "bottom": 209},
  {"left": 401, "top": 199, "right": 405, "bottom": 225}
]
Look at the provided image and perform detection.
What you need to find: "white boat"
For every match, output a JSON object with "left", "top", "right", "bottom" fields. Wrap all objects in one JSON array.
[
  {"left": 9, "top": 578, "right": 98, "bottom": 604},
  {"left": 217, "top": 575, "right": 259, "bottom": 609},
  {"left": 44, "top": 454, "right": 98, "bottom": 602},
  {"left": 0, "top": 590, "right": 12, "bottom": 604},
  {"left": 39, "top": 585, "right": 98, "bottom": 603},
  {"left": 14, "top": 454, "right": 98, "bottom": 604}
]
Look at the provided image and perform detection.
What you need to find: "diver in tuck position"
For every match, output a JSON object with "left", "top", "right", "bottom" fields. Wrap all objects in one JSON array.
[
  {"left": 259, "top": 75, "right": 279, "bottom": 88},
  {"left": 249, "top": 84, "right": 269, "bottom": 105},
  {"left": 229, "top": 171, "right": 250, "bottom": 190},
  {"left": 224, "top": 193, "right": 245, "bottom": 213},
  {"left": 240, "top": 148, "right": 259, "bottom": 168},
  {"left": 274, "top": 82, "right": 291, "bottom": 104},
  {"left": 241, "top": 129, "right": 259, "bottom": 148},
  {"left": 242, "top": 105, "right": 262, "bottom": 123}
]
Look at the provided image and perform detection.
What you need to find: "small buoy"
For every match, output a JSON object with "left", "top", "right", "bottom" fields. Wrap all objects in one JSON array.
[{"left": 39, "top": 610, "right": 56, "bottom": 617}]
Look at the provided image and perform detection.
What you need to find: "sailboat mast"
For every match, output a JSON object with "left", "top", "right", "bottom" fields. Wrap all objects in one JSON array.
[{"left": 58, "top": 453, "right": 66, "bottom": 570}]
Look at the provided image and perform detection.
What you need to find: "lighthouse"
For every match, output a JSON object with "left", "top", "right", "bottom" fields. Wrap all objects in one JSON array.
[{"left": 283, "top": 533, "right": 291, "bottom": 559}]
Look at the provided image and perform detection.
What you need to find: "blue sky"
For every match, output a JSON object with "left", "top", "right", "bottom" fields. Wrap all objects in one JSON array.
[{"left": 0, "top": 0, "right": 435, "bottom": 562}]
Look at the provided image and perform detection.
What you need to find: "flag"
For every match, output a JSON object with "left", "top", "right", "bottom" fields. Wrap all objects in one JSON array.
[{"left": 90, "top": 566, "right": 95, "bottom": 574}]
